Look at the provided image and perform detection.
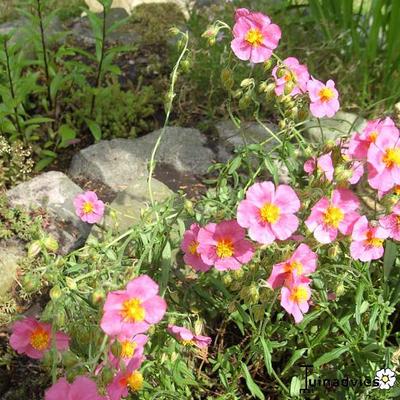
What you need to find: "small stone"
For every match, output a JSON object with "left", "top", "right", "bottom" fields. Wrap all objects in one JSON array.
[
  {"left": 304, "top": 111, "right": 367, "bottom": 144},
  {"left": 6, "top": 172, "right": 91, "bottom": 254}
]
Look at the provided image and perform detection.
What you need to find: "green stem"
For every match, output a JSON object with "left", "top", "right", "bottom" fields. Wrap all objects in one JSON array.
[
  {"left": 3, "top": 39, "right": 22, "bottom": 135},
  {"left": 90, "top": 5, "right": 107, "bottom": 117},
  {"left": 147, "top": 31, "right": 189, "bottom": 208},
  {"left": 36, "top": 0, "right": 52, "bottom": 109}
]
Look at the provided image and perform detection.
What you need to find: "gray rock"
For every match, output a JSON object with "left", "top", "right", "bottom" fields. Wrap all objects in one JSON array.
[
  {"left": 215, "top": 120, "right": 280, "bottom": 162},
  {"left": 0, "top": 240, "right": 24, "bottom": 299},
  {"left": 304, "top": 111, "right": 367, "bottom": 144},
  {"left": 215, "top": 120, "right": 290, "bottom": 183},
  {"left": 69, "top": 127, "right": 214, "bottom": 191},
  {"left": 7, "top": 172, "right": 91, "bottom": 254},
  {"left": 90, "top": 176, "right": 173, "bottom": 240}
]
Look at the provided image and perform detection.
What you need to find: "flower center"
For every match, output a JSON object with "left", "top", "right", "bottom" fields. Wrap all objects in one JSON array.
[
  {"left": 368, "top": 131, "right": 378, "bottom": 143},
  {"left": 188, "top": 241, "right": 199, "bottom": 255},
  {"left": 319, "top": 87, "right": 334, "bottom": 102},
  {"left": 126, "top": 371, "right": 144, "bottom": 392},
  {"left": 289, "top": 286, "right": 309, "bottom": 303},
  {"left": 121, "top": 298, "right": 145, "bottom": 323},
  {"left": 383, "top": 148, "right": 400, "bottom": 168},
  {"left": 245, "top": 28, "right": 263, "bottom": 47},
  {"left": 394, "top": 185, "right": 400, "bottom": 196},
  {"left": 29, "top": 328, "right": 50, "bottom": 351},
  {"left": 120, "top": 340, "right": 137, "bottom": 359},
  {"left": 365, "top": 230, "right": 383, "bottom": 248},
  {"left": 82, "top": 201, "right": 94, "bottom": 214},
  {"left": 216, "top": 239, "right": 234, "bottom": 258},
  {"left": 382, "top": 375, "right": 389, "bottom": 383},
  {"left": 260, "top": 203, "right": 280, "bottom": 224},
  {"left": 323, "top": 206, "right": 344, "bottom": 228},
  {"left": 284, "top": 260, "right": 303, "bottom": 275},
  {"left": 182, "top": 339, "right": 195, "bottom": 346}
]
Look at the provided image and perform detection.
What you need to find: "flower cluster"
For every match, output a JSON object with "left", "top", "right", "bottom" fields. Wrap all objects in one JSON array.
[{"left": 230, "top": 8, "right": 340, "bottom": 118}]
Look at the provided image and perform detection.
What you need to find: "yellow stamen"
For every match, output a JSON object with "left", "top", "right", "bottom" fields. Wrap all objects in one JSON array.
[
  {"left": 181, "top": 339, "right": 195, "bottom": 346},
  {"left": 188, "top": 241, "right": 198, "bottom": 255},
  {"left": 319, "top": 87, "right": 334, "bottom": 102},
  {"left": 323, "top": 206, "right": 344, "bottom": 228},
  {"left": 29, "top": 328, "right": 50, "bottom": 351},
  {"left": 245, "top": 28, "right": 263, "bottom": 47},
  {"left": 289, "top": 286, "right": 309, "bottom": 303},
  {"left": 260, "top": 203, "right": 280, "bottom": 224},
  {"left": 82, "top": 201, "right": 94, "bottom": 214},
  {"left": 394, "top": 185, "right": 400, "bottom": 196},
  {"left": 365, "top": 230, "right": 383, "bottom": 248},
  {"left": 284, "top": 260, "right": 303, "bottom": 275},
  {"left": 368, "top": 131, "right": 378, "bottom": 143},
  {"left": 216, "top": 239, "right": 234, "bottom": 258},
  {"left": 121, "top": 298, "right": 145, "bottom": 323},
  {"left": 120, "top": 340, "right": 137, "bottom": 359},
  {"left": 383, "top": 148, "right": 400, "bottom": 168},
  {"left": 126, "top": 371, "right": 144, "bottom": 392}
]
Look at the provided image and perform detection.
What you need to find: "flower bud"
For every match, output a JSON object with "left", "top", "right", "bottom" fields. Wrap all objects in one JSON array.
[
  {"left": 92, "top": 288, "right": 106, "bottom": 305},
  {"left": 248, "top": 284, "right": 260, "bottom": 303},
  {"left": 194, "top": 319, "right": 204, "bottom": 336},
  {"left": 239, "top": 94, "right": 252, "bottom": 110},
  {"left": 111, "top": 340, "right": 122, "bottom": 358},
  {"left": 228, "top": 301, "right": 236, "bottom": 313},
  {"left": 240, "top": 78, "right": 254, "bottom": 88},
  {"left": 50, "top": 285, "right": 63, "bottom": 301},
  {"left": 277, "top": 67, "right": 287, "bottom": 78},
  {"left": 28, "top": 240, "right": 42, "bottom": 258},
  {"left": 284, "top": 81, "right": 295, "bottom": 95},
  {"left": 327, "top": 243, "right": 340, "bottom": 259},
  {"left": 232, "top": 89, "right": 243, "bottom": 99},
  {"left": 278, "top": 119, "right": 287, "bottom": 130},
  {"left": 222, "top": 274, "right": 232, "bottom": 287},
  {"left": 22, "top": 273, "right": 41, "bottom": 293},
  {"left": 335, "top": 282, "right": 345, "bottom": 297},
  {"left": 62, "top": 351, "right": 79, "bottom": 368},
  {"left": 66, "top": 277, "right": 77, "bottom": 291},
  {"left": 43, "top": 235, "right": 59, "bottom": 253},
  {"left": 101, "top": 367, "right": 115, "bottom": 385},
  {"left": 263, "top": 59, "right": 274, "bottom": 71},
  {"left": 169, "top": 26, "right": 180, "bottom": 36},
  {"left": 252, "top": 304, "right": 265, "bottom": 321}
]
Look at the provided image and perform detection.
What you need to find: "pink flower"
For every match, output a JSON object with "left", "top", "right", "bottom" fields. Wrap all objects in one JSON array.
[
  {"left": 348, "top": 117, "right": 396, "bottom": 160},
  {"left": 280, "top": 276, "right": 311, "bottom": 323},
  {"left": 272, "top": 57, "right": 309, "bottom": 96},
  {"left": 348, "top": 161, "right": 364, "bottom": 184},
  {"left": 73, "top": 191, "right": 105, "bottom": 224},
  {"left": 10, "top": 317, "right": 69, "bottom": 360},
  {"left": 304, "top": 157, "right": 316, "bottom": 175},
  {"left": 197, "top": 220, "right": 253, "bottom": 271},
  {"left": 231, "top": 9, "right": 281, "bottom": 63},
  {"left": 167, "top": 325, "right": 212, "bottom": 349},
  {"left": 307, "top": 78, "right": 340, "bottom": 118},
  {"left": 350, "top": 216, "right": 389, "bottom": 261},
  {"left": 181, "top": 224, "right": 211, "bottom": 272},
  {"left": 100, "top": 275, "right": 167, "bottom": 337},
  {"left": 107, "top": 356, "right": 144, "bottom": 400},
  {"left": 267, "top": 244, "right": 317, "bottom": 289},
  {"left": 379, "top": 202, "right": 400, "bottom": 241},
  {"left": 367, "top": 125, "right": 400, "bottom": 192},
  {"left": 45, "top": 376, "right": 106, "bottom": 400},
  {"left": 305, "top": 189, "right": 360, "bottom": 244},
  {"left": 237, "top": 181, "right": 300, "bottom": 244},
  {"left": 109, "top": 334, "right": 148, "bottom": 369}
]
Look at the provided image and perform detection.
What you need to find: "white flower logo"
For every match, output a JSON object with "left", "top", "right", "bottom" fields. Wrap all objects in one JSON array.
[{"left": 375, "top": 368, "right": 396, "bottom": 390}]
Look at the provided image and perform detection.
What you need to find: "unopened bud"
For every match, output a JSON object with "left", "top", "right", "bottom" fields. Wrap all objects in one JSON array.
[
  {"left": 62, "top": 351, "right": 79, "bottom": 368},
  {"left": 222, "top": 274, "right": 232, "bottom": 287},
  {"left": 239, "top": 94, "right": 252, "bottom": 110},
  {"left": 65, "top": 277, "right": 77, "bottom": 291},
  {"left": 194, "top": 319, "right": 204, "bottom": 336},
  {"left": 50, "top": 285, "right": 62, "bottom": 300},
  {"left": 263, "top": 59, "right": 274, "bottom": 71},
  {"left": 92, "top": 288, "right": 106, "bottom": 305},
  {"left": 335, "top": 282, "right": 345, "bottom": 297},
  {"left": 232, "top": 89, "right": 243, "bottom": 99},
  {"left": 22, "top": 273, "right": 40, "bottom": 292},
  {"left": 43, "top": 235, "right": 59, "bottom": 253},
  {"left": 277, "top": 67, "right": 287, "bottom": 78},
  {"left": 28, "top": 240, "right": 42, "bottom": 258},
  {"left": 240, "top": 78, "right": 254, "bottom": 88},
  {"left": 327, "top": 243, "right": 340, "bottom": 259},
  {"left": 284, "top": 81, "right": 295, "bottom": 95},
  {"left": 111, "top": 340, "right": 122, "bottom": 358}
]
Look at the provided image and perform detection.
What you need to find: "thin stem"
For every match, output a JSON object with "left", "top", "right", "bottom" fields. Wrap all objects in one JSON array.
[
  {"left": 90, "top": 6, "right": 107, "bottom": 118},
  {"left": 36, "top": 0, "right": 52, "bottom": 109},
  {"left": 3, "top": 39, "right": 22, "bottom": 134},
  {"left": 147, "top": 31, "right": 189, "bottom": 208}
]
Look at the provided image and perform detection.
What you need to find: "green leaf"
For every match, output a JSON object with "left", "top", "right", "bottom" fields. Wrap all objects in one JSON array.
[
  {"left": 86, "top": 120, "right": 102, "bottom": 142},
  {"left": 24, "top": 117, "right": 54, "bottom": 126},
  {"left": 355, "top": 281, "right": 365, "bottom": 325},
  {"left": 34, "top": 157, "right": 55, "bottom": 171},
  {"left": 240, "top": 362, "right": 265, "bottom": 400},
  {"left": 260, "top": 337, "right": 272, "bottom": 375},
  {"left": 290, "top": 376, "right": 301, "bottom": 397},
  {"left": 282, "top": 348, "right": 308, "bottom": 375},
  {"left": 384, "top": 240, "right": 397, "bottom": 280},
  {"left": 313, "top": 346, "right": 349, "bottom": 369},
  {"left": 58, "top": 125, "right": 76, "bottom": 148}
]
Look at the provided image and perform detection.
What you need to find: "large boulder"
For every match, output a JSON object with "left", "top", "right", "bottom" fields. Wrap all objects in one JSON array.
[
  {"left": 6, "top": 172, "right": 90, "bottom": 254},
  {"left": 69, "top": 127, "right": 215, "bottom": 191}
]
